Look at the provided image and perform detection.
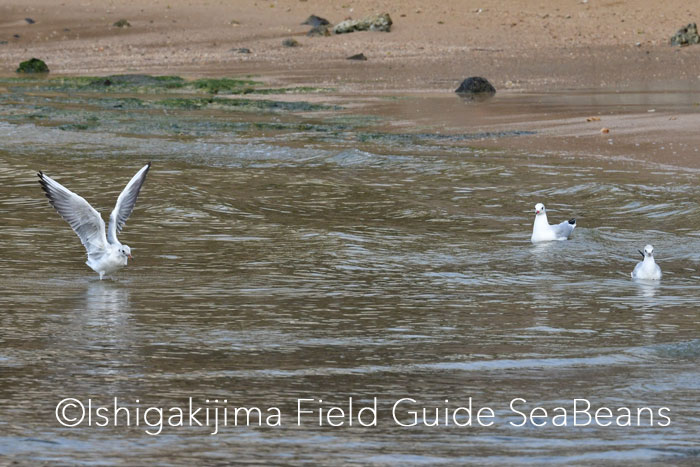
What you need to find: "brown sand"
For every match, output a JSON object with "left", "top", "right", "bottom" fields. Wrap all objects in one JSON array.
[{"left": 2, "top": 0, "right": 700, "bottom": 167}]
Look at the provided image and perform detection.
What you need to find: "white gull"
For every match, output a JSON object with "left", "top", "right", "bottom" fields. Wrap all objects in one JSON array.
[
  {"left": 38, "top": 163, "right": 151, "bottom": 279},
  {"left": 531, "top": 202, "right": 576, "bottom": 243},
  {"left": 631, "top": 244, "right": 662, "bottom": 280}
]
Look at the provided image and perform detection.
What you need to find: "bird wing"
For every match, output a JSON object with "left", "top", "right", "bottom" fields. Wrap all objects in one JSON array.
[
  {"left": 552, "top": 219, "right": 576, "bottom": 239},
  {"left": 631, "top": 261, "right": 643, "bottom": 278},
  {"left": 38, "top": 171, "right": 108, "bottom": 257},
  {"left": 107, "top": 163, "right": 151, "bottom": 244}
]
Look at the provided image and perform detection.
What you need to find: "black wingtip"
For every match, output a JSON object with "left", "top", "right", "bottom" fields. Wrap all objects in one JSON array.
[
  {"left": 36, "top": 172, "right": 55, "bottom": 207},
  {"left": 568, "top": 218, "right": 576, "bottom": 225},
  {"left": 37, "top": 171, "right": 47, "bottom": 188},
  {"left": 638, "top": 249, "right": 645, "bottom": 259}
]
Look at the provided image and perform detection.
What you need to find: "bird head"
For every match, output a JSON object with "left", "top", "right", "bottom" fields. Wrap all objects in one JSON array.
[
  {"left": 638, "top": 245, "right": 654, "bottom": 259},
  {"left": 120, "top": 245, "right": 133, "bottom": 260},
  {"left": 535, "top": 203, "right": 545, "bottom": 215}
]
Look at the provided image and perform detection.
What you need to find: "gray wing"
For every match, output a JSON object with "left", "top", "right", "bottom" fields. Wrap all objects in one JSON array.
[
  {"left": 552, "top": 219, "right": 576, "bottom": 239},
  {"left": 631, "top": 262, "right": 643, "bottom": 278},
  {"left": 107, "top": 163, "right": 151, "bottom": 244},
  {"left": 38, "top": 172, "right": 108, "bottom": 257}
]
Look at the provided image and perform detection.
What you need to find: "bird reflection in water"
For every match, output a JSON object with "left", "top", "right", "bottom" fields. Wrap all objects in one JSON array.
[
  {"left": 634, "top": 279, "right": 660, "bottom": 299},
  {"left": 80, "top": 280, "right": 131, "bottom": 326}
]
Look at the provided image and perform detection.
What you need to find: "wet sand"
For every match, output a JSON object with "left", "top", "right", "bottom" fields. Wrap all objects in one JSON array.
[{"left": 2, "top": 0, "right": 700, "bottom": 167}]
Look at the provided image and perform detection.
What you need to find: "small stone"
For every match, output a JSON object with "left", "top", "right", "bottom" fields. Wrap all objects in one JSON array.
[
  {"left": 25, "top": 18, "right": 35, "bottom": 24},
  {"left": 455, "top": 77, "right": 496, "bottom": 98},
  {"left": 347, "top": 53, "right": 367, "bottom": 60},
  {"left": 670, "top": 23, "right": 700, "bottom": 46},
  {"left": 586, "top": 116, "right": 601, "bottom": 122},
  {"left": 16, "top": 57, "right": 49, "bottom": 73},
  {"left": 233, "top": 47, "right": 251, "bottom": 53},
  {"left": 301, "top": 15, "right": 329, "bottom": 27},
  {"left": 333, "top": 13, "right": 392, "bottom": 34},
  {"left": 600, "top": 128, "right": 610, "bottom": 134},
  {"left": 282, "top": 38, "right": 300, "bottom": 47},
  {"left": 113, "top": 19, "right": 131, "bottom": 28}
]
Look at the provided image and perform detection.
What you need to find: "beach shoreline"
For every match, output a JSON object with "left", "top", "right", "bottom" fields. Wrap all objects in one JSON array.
[{"left": 2, "top": 0, "right": 700, "bottom": 168}]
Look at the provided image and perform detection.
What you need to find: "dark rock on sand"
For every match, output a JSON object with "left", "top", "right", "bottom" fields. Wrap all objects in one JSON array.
[
  {"left": 25, "top": 18, "right": 36, "bottom": 24},
  {"left": 16, "top": 58, "right": 49, "bottom": 73},
  {"left": 113, "top": 19, "right": 131, "bottom": 28},
  {"left": 282, "top": 38, "right": 300, "bottom": 47},
  {"left": 670, "top": 23, "right": 700, "bottom": 46},
  {"left": 302, "top": 15, "right": 329, "bottom": 27},
  {"left": 455, "top": 77, "right": 496, "bottom": 98},
  {"left": 233, "top": 47, "right": 251, "bottom": 53},
  {"left": 307, "top": 25, "right": 331, "bottom": 37},
  {"left": 333, "top": 13, "right": 392, "bottom": 34},
  {"left": 347, "top": 53, "right": 367, "bottom": 61}
]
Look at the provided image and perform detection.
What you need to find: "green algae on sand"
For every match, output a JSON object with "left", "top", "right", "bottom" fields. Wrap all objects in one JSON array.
[{"left": 16, "top": 58, "right": 49, "bottom": 74}]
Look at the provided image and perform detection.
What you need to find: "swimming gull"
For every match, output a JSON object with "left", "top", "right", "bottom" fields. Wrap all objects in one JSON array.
[
  {"left": 531, "top": 202, "right": 576, "bottom": 243},
  {"left": 631, "top": 244, "right": 662, "bottom": 280}
]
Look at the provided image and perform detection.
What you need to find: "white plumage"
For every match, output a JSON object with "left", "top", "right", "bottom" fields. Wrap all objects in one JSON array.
[
  {"left": 38, "top": 163, "right": 151, "bottom": 279},
  {"left": 631, "top": 245, "right": 662, "bottom": 280},
  {"left": 531, "top": 202, "right": 576, "bottom": 244}
]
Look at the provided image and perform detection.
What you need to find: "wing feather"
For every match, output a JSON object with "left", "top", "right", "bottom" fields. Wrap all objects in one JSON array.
[
  {"left": 107, "top": 163, "right": 151, "bottom": 244},
  {"left": 37, "top": 172, "right": 108, "bottom": 257},
  {"left": 552, "top": 219, "right": 576, "bottom": 239}
]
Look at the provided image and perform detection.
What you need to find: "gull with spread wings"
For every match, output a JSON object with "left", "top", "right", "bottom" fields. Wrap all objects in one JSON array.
[{"left": 38, "top": 163, "right": 151, "bottom": 279}]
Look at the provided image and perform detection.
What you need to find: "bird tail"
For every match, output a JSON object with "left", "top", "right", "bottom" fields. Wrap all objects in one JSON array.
[{"left": 568, "top": 218, "right": 576, "bottom": 225}]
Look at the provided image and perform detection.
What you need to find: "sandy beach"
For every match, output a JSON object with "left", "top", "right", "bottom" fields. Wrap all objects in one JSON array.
[{"left": 2, "top": 0, "right": 700, "bottom": 167}]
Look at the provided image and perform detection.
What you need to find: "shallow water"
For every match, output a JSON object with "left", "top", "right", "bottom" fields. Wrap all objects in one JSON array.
[{"left": 0, "top": 88, "right": 699, "bottom": 464}]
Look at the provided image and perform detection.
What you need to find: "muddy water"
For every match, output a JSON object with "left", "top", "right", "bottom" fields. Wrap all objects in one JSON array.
[{"left": 0, "top": 92, "right": 699, "bottom": 464}]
